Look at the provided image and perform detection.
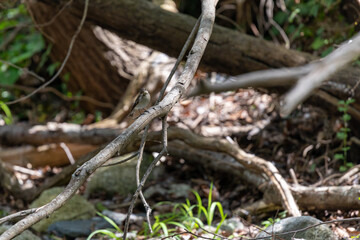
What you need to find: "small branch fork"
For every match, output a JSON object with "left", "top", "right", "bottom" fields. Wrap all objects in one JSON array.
[
  {"left": 123, "top": 116, "right": 168, "bottom": 239},
  {"left": 0, "top": 0, "right": 217, "bottom": 239},
  {"left": 129, "top": 12, "right": 202, "bottom": 236}
]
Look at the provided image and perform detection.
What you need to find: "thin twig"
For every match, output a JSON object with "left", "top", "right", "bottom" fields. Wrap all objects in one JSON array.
[
  {"left": 0, "top": 59, "right": 45, "bottom": 83},
  {"left": 34, "top": 0, "right": 73, "bottom": 28},
  {"left": 136, "top": 125, "right": 152, "bottom": 233},
  {"left": 0, "top": 83, "right": 113, "bottom": 109},
  {"left": 125, "top": 13, "right": 202, "bottom": 238},
  {"left": 157, "top": 16, "right": 201, "bottom": 103},
  {"left": 198, "top": 225, "right": 227, "bottom": 239},
  {"left": 59, "top": 142, "right": 75, "bottom": 165},
  {"left": 6, "top": 0, "right": 89, "bottom": 105},
  {"left": 101, "top": 152, "right": 138, "bottom": 168},
  {"left": 0, "top": 208, "right": 39, "bottom": 225},
  {"left": 123, "top": 116, "right": 168, "bottom": 239}
]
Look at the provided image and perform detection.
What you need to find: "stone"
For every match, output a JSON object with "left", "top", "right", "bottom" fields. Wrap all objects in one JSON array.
[
  {"left": 256, "top": 216, "right": 337, "bottom": 240},
  {"left": 85, "top": 153, "right": 164, "bottom": 197},
  {"left": 220, "top": 217, "right": 245, "bottom": 234},
  {"left": 47, "top": 217, "right": 112, "bottom": 238},
  {"left": 29, "top": 187, "right": 96, "bottom": 232},
  {"left": 102, "top": 210, "right": 144, "bottom": 226},
  {"left": 168, "top": 183, "right": 191, "bottom": 199}
]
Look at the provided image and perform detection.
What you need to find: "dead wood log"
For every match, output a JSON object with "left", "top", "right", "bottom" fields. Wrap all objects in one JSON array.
[
  {"left": 2, "top": 125, "right": 358, "bottom": 212},
  {"left": 38, "top": 0, "right": 360, "bottom": 107},
  {"left": 0, "top": 122, "right": 120, "bottom": 146},
  {"left": 150, "top": 140, "right": 360, "bottom": 212},
  {"left": 0, "top": 143, "right": 97, "bottom": 167},
  {"left": 291, "top": 185, "right": 360, "bottom": 211},
  {"left": 0, "top": 146, "right": 101, "bottom": 203}
]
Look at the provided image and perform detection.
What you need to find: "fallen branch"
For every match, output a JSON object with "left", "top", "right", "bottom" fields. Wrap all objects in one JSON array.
[
  {"left": 282, "top": 32, "right": 360, "bottom": 115},
  {"left": 188, "top": 32, "right": 360, "bottom": 119},
  {"left": 0, "top": 122, "right": 121, "bottom": 146}
]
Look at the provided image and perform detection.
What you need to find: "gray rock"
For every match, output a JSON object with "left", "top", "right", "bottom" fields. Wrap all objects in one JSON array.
[
  {"left": 143, "top": 185, "right": 168, "bottom": 198},
  {"left": 102, "top": 210, "right": 144, "bottom": 226},
  {"left": 220, "top": 217, "right": 245, "bottom": 234},
  {"left": 0, "top": 225, "right": 41, "bottom": 240},
  {"left": 29, "top": 187, "right": 96, "bottom": 232},
  {"left": 168, "top": 183, "right": 191, "bottom": 198},
  {"left": 256, "top": 216, "right": 337, "bottom": 240},
  {"left": 47, "top": 217, "right": 113, "bottom": 238},
  {"left": 86, "top": 153, "right": 164, "bottom": 197}
]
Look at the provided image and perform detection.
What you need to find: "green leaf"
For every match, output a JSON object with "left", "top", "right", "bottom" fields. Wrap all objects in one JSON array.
[
  {"left": 158, "top": 222, "right": 169, "bottom": 236},
  {"left": 339, "top": 165, "right": 348, "bottom": 172},
  {"left": 274, "top": 11, "right": 288, "bottom": 25},
  {"left": 87, "top": 229, "right": 117, "bottom": 240},
  {"left": 63, "top": 72, "right": 70, "bottom": 81},
  {"left": 346, "top": 98, "right": 355, "bottom": 104},
  {"left": 0, "top": 67, "right": 20, "bottom": 85},
  {"left": 302, "top": 27, "right": 313, "bottom": 37},
  {"left": 309, "top": 163, "right": 316, "bottom": 172},
  {"left": 336, "top": 132, "right": 347, "bottom": 140},
  {"left": 342, "top": 146, "right": 351, "bottom": 152},
  {"left": 316, "top": 27, "right": 324, "bottom": 36},
  {"left": 10, "top": 51, "right": 33, "bottom": 64},
  {"left": 289, "top": 8, "right": 300, "bottom": 23},
  {"left": 340, "top": 127, "right": 350, "bottom": 132},
  {"left": 343, "top": 114, "right": 351, "bottom": 122},
  {"left": 323, "top": 0, "right": 337, "bottom": 8},
  {"left": 0, "top": 19, "right": 18, "bottom": 30},
  {"left": 96, "top": 212, "right": 121, "bottom": 232},
  {"left": 346, "top": 162, "right": 354, "bottom": 168},
  {"left": 311, "top": 37, "right": 326, "bottom": 50},
  {"left": 37, "top": 44, "right": 52, "bottom": 71},
  {"left": 334, "top": 154, "right": 344, "bottom": 160},
  {"left": 0, "top": 101, "right": 13, "bottom": 125},
  {"left": 47, "top": 62, "right": 60, "bottom": 76},
  {"left": 309, "top": 4, "right": 319, "bottom": 17},
  {"left": 192, "top": 190, "right": 203, "bottom": 218},
  {"left": 168, "top": 221, "right": 188, "bottom": 231}
]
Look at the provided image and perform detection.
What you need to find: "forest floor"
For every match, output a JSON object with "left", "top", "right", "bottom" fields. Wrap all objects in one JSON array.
[{"left": 1, "top": 88, "right": 360, "bottom": 239}]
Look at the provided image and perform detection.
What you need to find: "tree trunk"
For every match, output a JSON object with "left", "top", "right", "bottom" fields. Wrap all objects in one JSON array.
[{"left": 27, "top": 1, "right": 141, "bottom": 114}]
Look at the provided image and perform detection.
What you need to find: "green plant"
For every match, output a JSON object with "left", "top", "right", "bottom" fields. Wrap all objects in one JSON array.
[
  {"left": 261, "top": 210, "right": 287, "bottom": 229},
  {"left": 0, "top": 101, "right": 13, "bottom": 124},
  {"left": 192, "top": 182, "right": 227, "bottom": 233},
  {"left": 0, "top": 4, "right": 46, "bottom": 85},
  {"left": 145, "top": 183, "right": 227, "bottom": 238},
  {"left": 271, "top": 0, "right": 355, "bottom": 56},
  {"left": 87, "top": 212, "right": 122, "bottom": 240},
  {"left": 335, "top": 98, "right": 355, "bottom": 172}
]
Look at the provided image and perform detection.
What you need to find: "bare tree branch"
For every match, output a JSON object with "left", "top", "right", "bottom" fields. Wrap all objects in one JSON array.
[
  {"left": 0, "top": 0, "right": 216, "bottom": 237},
  {"left": 187, "top": 65, "right": 313, "bottom": 97},
  {"left": 282, "top": 32, "right": 360, "bottom": 115}
]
